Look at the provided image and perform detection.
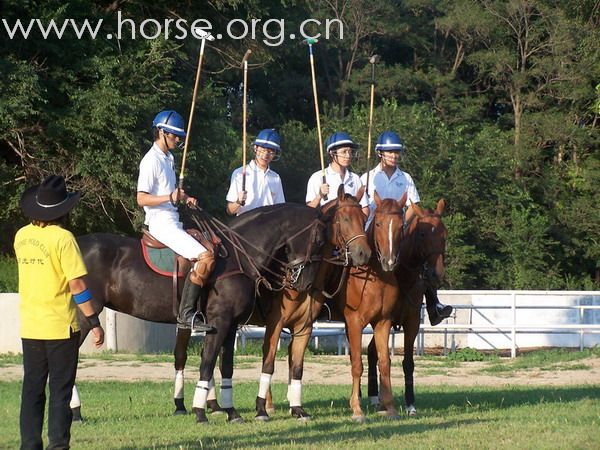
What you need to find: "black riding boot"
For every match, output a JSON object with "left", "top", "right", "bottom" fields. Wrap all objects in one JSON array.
[
  {"left": 177, "top": 274, "right": 217, "bottom": 335},
  {"left": 424, "top": 287, "right": 453, "bottom": 326}
]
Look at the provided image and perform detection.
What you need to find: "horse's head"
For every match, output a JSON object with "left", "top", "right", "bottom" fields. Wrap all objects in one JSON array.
[
  {"left": 282, "top": 209, "right": 326, "bottom": 291},
  {"left": 321, "top": 185, "right": 371, "bottom": 266},
  {"left": 404, "top": 199, "right": 447, "bottom": 287},
  {"left": 371, "top": 191, "right": 407, "bottom": 272}
]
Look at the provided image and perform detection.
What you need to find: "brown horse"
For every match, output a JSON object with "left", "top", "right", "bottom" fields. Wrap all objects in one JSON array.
[
  {"left": 366, "top": 199, "right": 448, "bottom": 416},
  {"left": 251, "top": 185, "right": 371, "bottom": 421},
  {"left": 335, "top": 191, "right": 407, "bottom": 422}
]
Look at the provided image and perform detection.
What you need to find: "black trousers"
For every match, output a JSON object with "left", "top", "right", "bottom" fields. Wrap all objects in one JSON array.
[{"left": 20, "top": 330, "right": 80, "bottom": 450}]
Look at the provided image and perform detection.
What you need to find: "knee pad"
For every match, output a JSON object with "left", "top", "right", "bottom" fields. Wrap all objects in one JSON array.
[{"left": 190, "top": 251, "right": 215, "bottom": 287}]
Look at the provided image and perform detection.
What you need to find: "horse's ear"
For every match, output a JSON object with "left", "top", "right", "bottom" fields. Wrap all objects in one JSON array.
[
  {"left": 356, "top": 185, "right": 365, "bottom": 203},
  {"left": 337, "top": 184, "right": 345, "bottom": 201},
  {"left": 397, "top": 191, "right": 407, "bottom": 209},
  {"left": 436, "top": 198, "right": 446, "bottom": 216},
  {"left": 410, "top": 201, "right": 425, "bottom": 218},
  {"left": 374, "top": 190, "right": 382, "bottom": 208}
]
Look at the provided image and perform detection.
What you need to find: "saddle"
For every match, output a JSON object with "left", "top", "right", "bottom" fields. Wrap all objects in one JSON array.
[{"left": 140, "top": 228, "right": 217, "bottom": 278}]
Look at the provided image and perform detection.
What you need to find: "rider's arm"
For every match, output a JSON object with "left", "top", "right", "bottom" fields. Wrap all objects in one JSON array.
[{"left": 137, "top": 190, "right": 189, "bottom": 207}]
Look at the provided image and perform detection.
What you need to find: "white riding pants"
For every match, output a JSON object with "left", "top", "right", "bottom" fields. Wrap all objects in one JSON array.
[{"left": 148, "top": 217, "right": 207, "bottom": 260}]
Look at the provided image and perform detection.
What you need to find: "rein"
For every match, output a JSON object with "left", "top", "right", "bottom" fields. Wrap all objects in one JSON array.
[{"left": 187, "top": 205, "right": 324, "bottom": 291}]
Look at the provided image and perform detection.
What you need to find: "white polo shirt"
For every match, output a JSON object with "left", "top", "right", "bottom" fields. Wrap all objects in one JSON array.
[
  {"left": 137, "top": 143, "right": 179, "bottom": 226},
  {"left": 360, "top": 164, "right": 420, "bottom": 228},
  {"left": 226, "top": 160, "right": 285, "bottom": 215},
  {"left": 305, "top": 165, "right": 363, "bottom": 206}
]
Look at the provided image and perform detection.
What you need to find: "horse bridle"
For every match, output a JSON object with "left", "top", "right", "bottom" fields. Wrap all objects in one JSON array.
[
  {"left": 398, "top": 212, "right": 446, "bottom": 280},
  {"left": 325, "top": 203, "right": 367, "bottom": 267},
  {"left": 372, "top": 209, "right": 404, "bottom": 265},
  {"left": 278, "top": 218, "right": 326, "bottom": 288}
]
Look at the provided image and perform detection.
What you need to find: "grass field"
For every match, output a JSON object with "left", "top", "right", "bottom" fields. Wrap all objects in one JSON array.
[{"left": 1, "top": 349, "right": 600, "bottom": 449}]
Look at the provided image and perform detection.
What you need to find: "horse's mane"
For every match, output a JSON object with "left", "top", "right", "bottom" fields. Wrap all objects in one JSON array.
[{"left": 229, "top": 203, "right": 316, "bottom": 229}]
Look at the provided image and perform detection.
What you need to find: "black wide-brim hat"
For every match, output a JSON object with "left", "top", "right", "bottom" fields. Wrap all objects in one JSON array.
[{"left": 20, "top": 175, "right": 81, "bottom": 221}]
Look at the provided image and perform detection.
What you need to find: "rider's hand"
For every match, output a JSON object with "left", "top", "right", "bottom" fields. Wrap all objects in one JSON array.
[
  {"left": 319, "top": 184, "right": 329, "bottom": 198},
  {"left": 170, "top": 188, "right": 190, "bottom": 205},
  {"left": 185, "top": 195, "right": 197, "bottom": 206}
]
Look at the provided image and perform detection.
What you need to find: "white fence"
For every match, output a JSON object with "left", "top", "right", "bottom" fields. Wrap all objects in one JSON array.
[{"left": 1, "top": 291, "right": 599, "bottom": 357}]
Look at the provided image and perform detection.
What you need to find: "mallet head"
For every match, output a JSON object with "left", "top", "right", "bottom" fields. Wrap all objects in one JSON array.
[
  {"left": 192, "top": 28, "right": 215, "bottom": 41},
  {"left": 369, "top": 54, "right": 381, "bottom": 64}
]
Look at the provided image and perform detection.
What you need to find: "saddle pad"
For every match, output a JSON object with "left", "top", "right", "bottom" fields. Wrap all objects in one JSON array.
[{"left": 141, "top": 242, "right": 186, "bottom": 277}]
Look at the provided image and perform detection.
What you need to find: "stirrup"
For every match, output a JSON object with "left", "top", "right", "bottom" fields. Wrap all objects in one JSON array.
[{"left": 191, "top": 312, "right": 217, "bottom": 336}]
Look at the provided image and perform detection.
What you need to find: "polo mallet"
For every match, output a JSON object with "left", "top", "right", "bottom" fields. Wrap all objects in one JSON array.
[
  {"left": 306, "top": 38, "right": 327, "bottom": 200},
  {"left": 178, "top": 29, "right": 214, "bottom": 193},
  {"left": 240, "top": 49, "right": 252, "bottom": 206},
  {"left": 364, "top": 54, "right": 380, "bottom": 202}
]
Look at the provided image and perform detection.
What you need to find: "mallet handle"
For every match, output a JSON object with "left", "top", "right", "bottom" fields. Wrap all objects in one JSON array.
[
  {"left": 309, "top": 43, "right": 327, "bottom": 201},
  {"left": 179, "top": 38, "right": 207, "bottom": 190}
]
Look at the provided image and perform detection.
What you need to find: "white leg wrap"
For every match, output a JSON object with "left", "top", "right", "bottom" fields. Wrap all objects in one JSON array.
[
  {"left": 369, "top": 396, "right": 379, "bottom": 405},
  {"left": 220, "top": 378, "right": 233, "bottom": 409},
  {"left": 258, "top": 373, "right": 272, "bottom": 399},
  {"left": 174, "top": 370, "right": 184, "bottom": 399},
  {"left": 70, "top": 385, "right": 81, "bottom": 408},
  {"left": 192, "top": 380, "right": 210, "bottom": 409},
  {"left": 287, "top": 379, "right": 302, "bottom": 407},
  {"left": 207, "top": 377, "right": 217, "bottom": 401}
]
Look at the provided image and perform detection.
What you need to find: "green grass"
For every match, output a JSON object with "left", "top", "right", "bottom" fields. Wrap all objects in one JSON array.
[
  {"left": 0, "top": 253, "right": 17, "bottom": 293},
  {"left": 1, "top": 381, "right": 599, "bottom": 449},
  {"left": 483, "top": 348, "right": 600, "bottom": 374}
]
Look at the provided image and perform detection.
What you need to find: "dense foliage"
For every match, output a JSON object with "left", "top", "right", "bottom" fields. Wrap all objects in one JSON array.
[{"left": 1, "top": 0, "right": 598, "bottom": 289}]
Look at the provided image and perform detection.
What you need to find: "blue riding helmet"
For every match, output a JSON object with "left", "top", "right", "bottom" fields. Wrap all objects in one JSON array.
[
  {"left": 152, "top": 110, "right": 187, "bottom": 138},
  {"left": 325, "top": 131, "right": 359, "bottom": 153},
  {"left": 375, "top": 131, "right": 405, "bottom": 152},
  {"left": 254, "top": 129, "right": 281, "bottom": 152}
]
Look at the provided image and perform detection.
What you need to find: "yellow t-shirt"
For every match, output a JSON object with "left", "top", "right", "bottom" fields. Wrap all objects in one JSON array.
[{"left": 14, "top": 224, "right": 88, "bottom": 339}]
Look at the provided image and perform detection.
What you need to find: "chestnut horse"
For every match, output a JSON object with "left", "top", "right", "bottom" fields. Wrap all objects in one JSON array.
[
  {"left": 250, "top": 186, "right": 371, "bottom": 421},
  {"left": 366, "top": 199, "right": 448, "bottom": 416},
  {"left": 335, "top": 192, "right": 407, "bottom": 422}
]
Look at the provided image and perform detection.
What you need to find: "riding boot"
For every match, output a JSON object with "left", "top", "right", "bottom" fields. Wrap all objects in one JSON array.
[
  {"left": 424, "top": 287, "right": 453, "bottom": 326},
  {"left": 177, "top": 260, "right": 217, "bottom": 335}
]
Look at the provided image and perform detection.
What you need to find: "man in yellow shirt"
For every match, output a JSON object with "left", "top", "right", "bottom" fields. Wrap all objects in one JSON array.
[{"left": 15, "top": 175, "right": 104, "bottom": 450}]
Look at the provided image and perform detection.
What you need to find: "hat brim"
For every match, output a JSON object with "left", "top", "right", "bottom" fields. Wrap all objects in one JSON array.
[{"left": 20, "top": 184, "right": 81, "bottom": 221}]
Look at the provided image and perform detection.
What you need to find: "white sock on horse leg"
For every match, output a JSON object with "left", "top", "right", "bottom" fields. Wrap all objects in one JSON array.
[
  {"left": 192, "top": 380, "right": 210, "bottom": 409},
  {"left": 220, "top": 378, "right": 233, "bottom": 408},
  {"left": 174, "top": 370, "right": 184, "bottom": 399},
  {"left": 287, "top": 379, "right": 302, "bottom": 407},
  {"left": 207, "top": 377, "right": 217, "bottom": 401},
  {"left": 70, "top": 385, "right": 81, "bottom": 409},
  {"left": 258, "top": 373, "right": 272, "bottom": 399}
]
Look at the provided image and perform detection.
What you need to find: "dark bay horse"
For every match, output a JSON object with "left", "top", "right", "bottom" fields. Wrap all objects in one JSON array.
[
  {"left": 250, "top": 186, "right": 371, "bottom": 421},
  {"left": 75, "top": 203, "right": 326, "bottom": 423},
  {"left": 366, "top": 199, "right": 447, "bottom": 416},
  {"left": 335, "top": 192, "right": 407, "bottom": 422}
]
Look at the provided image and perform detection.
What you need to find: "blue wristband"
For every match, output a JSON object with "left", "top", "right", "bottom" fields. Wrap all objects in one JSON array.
[{"left": 73, "top": 289, "right": 92, "bottom": 304}]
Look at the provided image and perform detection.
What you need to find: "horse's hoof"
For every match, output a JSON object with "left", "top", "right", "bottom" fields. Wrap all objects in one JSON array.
[
  {"left": 207, "top": 399, "right": 224, "bottom": 415},
  {"left": 228, "top": 416, "right": 245, "bottom": 424},
  {"left": 225, "top": 408, "right": 244, "bottom": 423},
  {"left": 266, "top": 407, "right": 275, "bottom": 415},
  {"left": 290, "top": 406, "right": 311, "bottom": 422},
  {"left": 255, "top": 413, "right": 270, "bottom": 422},
  {"left": 71, "top": 406, "right": 83, "bottom": 423},
  {"left": 383, "top": 411, "right": 401, "bottom": 420},
  {"left": 351, "top": 414, "right": 366, "bottom": 423},
  {"left": 192, "top": 407, "right": 209, "bottom": 424},
  {"left": 406, "top": 405, "right": 417, "bottom": 417},
  {"left": 173, "top": 409, "right": 187, "bottom": 416}
]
